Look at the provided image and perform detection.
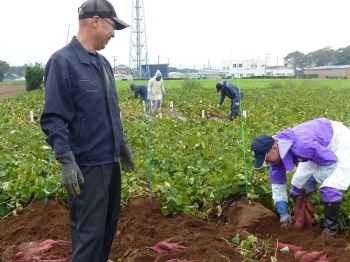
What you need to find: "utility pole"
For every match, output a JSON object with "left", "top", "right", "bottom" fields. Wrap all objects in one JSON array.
[
  {"left": 113, "top": 56, "right": 117, "bottom": 73},
  {"left": 265, "top": 53, "right": 270, "bottom": 78},
  {"left": 158, "top": 55, "right": 160, "bottom": 69},
  {"left": 276, "top": 56, "right": 279, "bottom": 66}
]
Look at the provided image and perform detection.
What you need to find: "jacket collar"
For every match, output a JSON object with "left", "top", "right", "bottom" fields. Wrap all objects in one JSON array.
[{"left": 69, "top": 36, "right": 101, "bottom": 65}]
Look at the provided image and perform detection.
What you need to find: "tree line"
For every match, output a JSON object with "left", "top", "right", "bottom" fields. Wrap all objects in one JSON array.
[
  {"left": 0, "top": 60, "right": 26, "bottom": 81},
  {"left": 1, "top": 44, "right": 350, "bottom": 80},
  {"left": 284, "top": 45, "right": 350, "bottom": 75}
]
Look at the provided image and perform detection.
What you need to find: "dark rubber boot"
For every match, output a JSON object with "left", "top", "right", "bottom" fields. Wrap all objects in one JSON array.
[{"left": 321, "top": 201, "right": 341, "bottom": 237}]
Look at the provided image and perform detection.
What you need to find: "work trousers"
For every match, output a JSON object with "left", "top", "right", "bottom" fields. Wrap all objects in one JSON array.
[
  {"left": 230, "top": 100, "right": 240, "bottom": 119},
  {"left": 68, "top": 163, "right": 121, "bottom": 262},
  {"left": 151, "top": 99, "right": 162, "bottom": 110}
]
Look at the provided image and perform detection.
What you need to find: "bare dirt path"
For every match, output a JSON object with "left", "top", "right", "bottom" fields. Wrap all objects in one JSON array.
[
  {"left": 0, "top": 85, "right": 26, "bottom": 100},
  {"left": 1, "top": 195, "right": 350, "bottom": 262}
]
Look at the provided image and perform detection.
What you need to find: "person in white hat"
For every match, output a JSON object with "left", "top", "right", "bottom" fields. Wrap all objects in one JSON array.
[{"left": 148, "top": 70, "right": 165, "bottom": 110}]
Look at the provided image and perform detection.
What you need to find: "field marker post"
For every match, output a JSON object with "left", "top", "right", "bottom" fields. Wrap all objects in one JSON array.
[{"left": 30, "top": 110, "right": 34, "bottom": 122}]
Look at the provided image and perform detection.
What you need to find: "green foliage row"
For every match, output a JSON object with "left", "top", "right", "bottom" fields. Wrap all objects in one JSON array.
[
  {"left": 2, "top": 79, "right": 350, "bottom": 233},
  {"left": 0, "top": 91, "right": 64, "bottom": 218},
  {"left": 0, "top": 80, "right": 26, "bottom": 86}
]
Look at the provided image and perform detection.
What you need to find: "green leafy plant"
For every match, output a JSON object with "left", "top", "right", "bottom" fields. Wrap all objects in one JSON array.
[
  {"left": 25, "top": 63, "right": 44, "bottom": 91},
  {"left": 2, "top": 78, "right": 350, "bottom": 235}
]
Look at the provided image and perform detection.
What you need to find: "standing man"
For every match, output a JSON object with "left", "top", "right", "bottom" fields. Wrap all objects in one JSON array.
[
  {"left": 130, "top": 83, "right": 148, "bottom": 101},
  {"left": 148, "top": 69, "right": 165, "bottom": 110},
  {"left": 40, "top": 1, "right": 134, "bottom": 261},
  {"left": 216, "top": 80, "right": 243, "bottom": 120},
  {"left": 251, "top": 118, "right": 350, "bottom": 237}
]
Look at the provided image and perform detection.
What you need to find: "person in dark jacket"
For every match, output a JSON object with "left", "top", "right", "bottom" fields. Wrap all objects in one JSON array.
[
  {"left": 40, "top": 1, "right": 134, "bottom": 261},
  {"left": 216, "top": 81, "right": 244, "bottom": 120},
  {"left": 130, "top": 83, "right": 147, "bottom": 101}
]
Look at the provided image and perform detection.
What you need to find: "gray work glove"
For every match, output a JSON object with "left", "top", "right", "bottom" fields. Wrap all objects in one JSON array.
[
  {"left": 58, "top": 151, "right": 84, "bottom": 196},
  {"left": 120, "top": 134, "right": 135, "bottom": 172}
]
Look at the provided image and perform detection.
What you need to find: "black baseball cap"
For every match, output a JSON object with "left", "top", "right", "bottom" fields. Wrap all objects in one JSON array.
[
  {"left": 216, "top": 83, "right": 223, "bottom": 92},
  {"left": 78, "top": 0, "right": 130, "bottom": 30},
  {"left": 251, "top": 135, "right": 275, "bottom": 169}
]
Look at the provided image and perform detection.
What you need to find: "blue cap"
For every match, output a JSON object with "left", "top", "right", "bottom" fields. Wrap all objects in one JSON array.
[{"left": 251, "top": 135, "right": 275, "bottom": 169}]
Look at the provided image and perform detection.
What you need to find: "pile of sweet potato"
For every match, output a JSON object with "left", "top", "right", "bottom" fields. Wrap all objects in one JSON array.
[
  {"left": 276, "top": 242, "right": 337, "bottom": 262},
  {"left": 294, "top": 192, "right": 315, "bottom": 229}
]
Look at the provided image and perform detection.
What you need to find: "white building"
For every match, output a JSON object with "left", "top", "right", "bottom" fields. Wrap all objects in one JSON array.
[
  {"left": 169, "top": 72, "right": 183, "bottom": 78},
  {"left": 222, "top": 58, "right": 294, "bottom": 78}
]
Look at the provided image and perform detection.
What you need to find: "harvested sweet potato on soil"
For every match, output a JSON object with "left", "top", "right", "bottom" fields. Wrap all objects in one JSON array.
[
  {"left": 276, "top": 242, "right": 303, "bottom": 252},
  {"left": 147, "top": 238, "right": 189, "bottom": 254}
]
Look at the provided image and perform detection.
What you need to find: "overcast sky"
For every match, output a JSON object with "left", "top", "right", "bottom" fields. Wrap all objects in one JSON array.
[{"left": 1, "top": 0, "right": 349, "bottom": 69}]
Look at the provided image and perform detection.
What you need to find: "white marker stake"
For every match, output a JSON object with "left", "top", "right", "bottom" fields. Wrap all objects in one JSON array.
[
  {"left": 170, "top": 101, "right": 173, "bottom": 112},
  {"left": 202, "top": 110, "right": 205, "bottom": 118},
  {"left": 142, "top": 100, "right": 146, "bottom": 112},
  {"left": 242, "top": 110, "right": 247, "bottom": 118},
  {"left": 30, "top": 110, "right": 34, "bottom": 122},
  {"left": 200, "top": 100, "right": 202, "bottom": 104},
  {"left": 159, "top": 113, "right": 162, "bottom": 118}
]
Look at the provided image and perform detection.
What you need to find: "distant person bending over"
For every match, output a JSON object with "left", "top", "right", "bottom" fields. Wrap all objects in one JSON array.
[
  {"left": 130, "top": 83, "right": 148, "bottom": 101},
  {"left": 148, "top": 70, "right": 165, "bottom": 110},
  {"left": 216, "top": 81, "right": 243, "bottom": 121},
  {"left": 40, "top": 0, "right": 134, "bottom": 261},
  {"left": 251, "top": 118, "right": 350, "bottom": 237}
]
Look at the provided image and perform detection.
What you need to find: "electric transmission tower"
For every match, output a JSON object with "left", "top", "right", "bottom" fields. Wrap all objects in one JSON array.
[{"left": 129, "top": 0, "right": 148, "bottom": 79}]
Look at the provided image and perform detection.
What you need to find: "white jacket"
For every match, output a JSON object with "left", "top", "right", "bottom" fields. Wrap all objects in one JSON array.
[{"left": 148, "top": 70, "right": 165, "bottom": 100}]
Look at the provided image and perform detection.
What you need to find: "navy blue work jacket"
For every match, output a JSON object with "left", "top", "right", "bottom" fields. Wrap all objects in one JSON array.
[
  {"left": 40, "top": 37, "right": 123, "bottom": 166},
  {"left": 218, "top": 81, "right": 244, "bottom": 105}
]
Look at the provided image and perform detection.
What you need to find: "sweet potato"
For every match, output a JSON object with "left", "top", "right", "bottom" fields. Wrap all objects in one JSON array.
[
  {"left": 305, "top": 199, "right": 315, "bottom": 214},
  {"left": 300, "top": 250, "right": 325, "bottom": 262},
  {"left": 317, "top": 254, "right": 328, "bottom": 261},
  {"left": 14, "top": 251, "right": 25, "bottom": 259},
  {"left": 152, "top": 246, "right": 166, "bottom": 253},
  {"left": 294, "top": 195, "right": 303, "bottom": 218},
  {"left": 40, "top": 258, "right": 67, "bottom": 262},
  {"left": 39, "top": 239, "right": 67, "bottom": 246},
  {"left": 150, "top": 239, "right": 189, "bottom": 253},
  {"left": 12, "top": 239, "right": 71, "bottom": 261},
  {"left": 305, "top": 208, "right": 313, "bottom": 226},
  {"left": 277, "top": 242, "right": 303, "bottom": 252},
  {"left": 294, "top": 250, "right": 307, "bottom": 259},
  {"left": 295, "top": 203, "right": 306, "bottom": 229}
]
